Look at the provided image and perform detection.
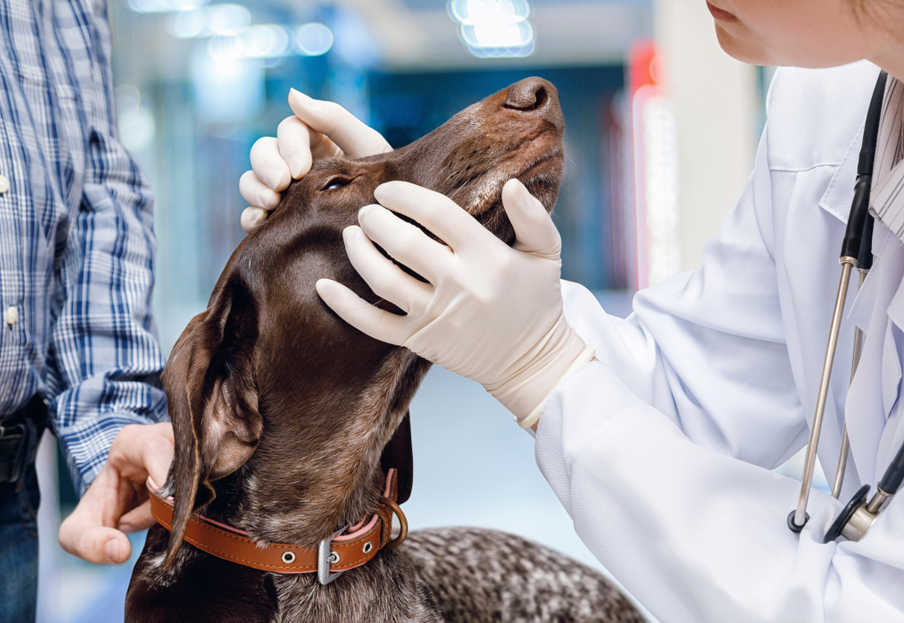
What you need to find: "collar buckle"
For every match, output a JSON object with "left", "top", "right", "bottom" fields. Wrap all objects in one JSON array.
[{"left": 317, "top": 526, "right": 349, "bottom": 586}]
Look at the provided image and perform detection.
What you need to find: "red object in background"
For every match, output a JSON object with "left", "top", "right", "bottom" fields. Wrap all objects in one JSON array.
[
  {"left": 626, "top": 39, "right": 680, "bottom": 291},
  {"left": 629, "top": 40, "right": 662, "bottom": 96},
  {"left": 629, "top": 40, "right": 663, "bottom": 290},
  {"left": 603, "top": 41, "right": 666, "bottom": 292}
]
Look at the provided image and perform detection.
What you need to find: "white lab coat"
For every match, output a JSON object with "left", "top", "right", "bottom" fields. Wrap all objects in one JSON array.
[{"left": 536, "top": 61, "right": 904, "bottom": 622}]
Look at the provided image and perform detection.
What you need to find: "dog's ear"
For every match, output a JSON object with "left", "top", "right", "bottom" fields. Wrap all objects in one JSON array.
[{"left": 161, "top": 283, "right": 261, "bottom": 565}]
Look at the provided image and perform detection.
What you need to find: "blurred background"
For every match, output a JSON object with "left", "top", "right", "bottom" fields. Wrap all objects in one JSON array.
[{"left": 32, "top": 0, "right": 772, "bottom": 620}]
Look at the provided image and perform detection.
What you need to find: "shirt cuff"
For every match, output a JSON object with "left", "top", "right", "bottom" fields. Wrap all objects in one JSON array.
[{"left": 56, "top": 409, "right": 168, "bottom": 496}]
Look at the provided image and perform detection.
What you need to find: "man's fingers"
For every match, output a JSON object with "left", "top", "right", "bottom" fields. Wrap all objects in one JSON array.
[
  {"left": 250, "top": 137, "right": 291, "bottom": 191},
  {"left": 239, "top": 171, "right": 281, "bottom": 210},
  {"left": 315, "top": 278, "right": 410, "bottom": 345},
  {"left": 276, "top": 115, "right": 314, "bottom": 179},
  {"left": 118, "top": 500, "right": 154, "bottom": 533},
  {"left": 501, "top": 179, "right": 561, "bottom": 257},
  {"left": 108, "top": 423, "right": 173, "bottom": 485},
  {"left": 356, "top": 204, "right": 453, "bottom": 283},
  {"left": 373, "top": 181, "right": 484, "bottom": 251},
  {"left": 288, "top": 89, "right": 391, "bottom": 158},
  {"left": 141, "top": 425, "right": 175, "bottom": 488},
  {"left": 343, "top": 225, "right": 432, "bottom": 314},
  {"left": 59, "top": 512, "right": 131, "bottom": 564}
]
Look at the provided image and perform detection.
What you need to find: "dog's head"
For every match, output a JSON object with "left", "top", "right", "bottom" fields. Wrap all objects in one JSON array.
[{"left": 161, "top": 77, "right": 564, "bottom": 561}]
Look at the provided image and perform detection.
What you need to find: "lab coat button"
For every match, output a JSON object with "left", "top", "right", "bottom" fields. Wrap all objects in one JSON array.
[
  {"left": 5, "top": 305, "right": 17, "bottom": 326},
  {"left": 0, "top": 175, "right": 10, "bottom": 195}
]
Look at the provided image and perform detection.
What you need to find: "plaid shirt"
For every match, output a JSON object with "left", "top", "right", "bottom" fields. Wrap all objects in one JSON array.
[{"left": 0, "top": 0, "right": 166, "bottom": 494}]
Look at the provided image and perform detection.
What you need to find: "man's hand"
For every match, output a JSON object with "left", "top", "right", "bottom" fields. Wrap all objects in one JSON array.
[
  {"left": 58, "top": 422, "right": 173, "bottom": 564},
  {"left": 239, "top": 88, "right": 391, "bottom": 232}
]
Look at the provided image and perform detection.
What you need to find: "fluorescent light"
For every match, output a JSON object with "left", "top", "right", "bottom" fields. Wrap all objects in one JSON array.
[
  {"left": 295, "top": 22, "right": 334, "bottom": 56},
  {"left": 206, "top": 3, "right": 251, "bottom": 36},
  {"left": 167, "top": 9, "right": 207, "bottom": 38},
  {"left": 449, "top": 0, "right": 529, "bottom": 25},
  {"left": 206, "top": 34, "right": 244, "bottom": 61},
  {"left": 448, "top": 0, "right": 534, "bottom": 59},
  {"left": 204, "top": 25, "right": 291, "bottom": 60},
  {"left": 460, "top": 20, "right": 533, "bottom": 49},
  {"left": 129, "top": 0, "right": 208, "bottom": 13},
  {"left": 240, "top": 24, "right": 290, "bottom": 59}
]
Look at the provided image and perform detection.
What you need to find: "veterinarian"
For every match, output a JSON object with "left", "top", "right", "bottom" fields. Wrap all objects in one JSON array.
[
  {"left": 0, "top": 3, "right": 174, "bottom": 621},
  {"left": 242, "top": 1, "right": 904, "bottom": 620}
]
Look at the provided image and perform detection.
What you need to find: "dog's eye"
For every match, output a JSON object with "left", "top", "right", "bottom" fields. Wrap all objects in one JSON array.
[{"left": 321, "top": 176, "right": 352, "bottom": 191}]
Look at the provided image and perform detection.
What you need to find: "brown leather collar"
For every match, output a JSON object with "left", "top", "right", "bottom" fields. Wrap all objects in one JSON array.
[{"left": 149, "top": 469, "right": 408, "bottom": 584}]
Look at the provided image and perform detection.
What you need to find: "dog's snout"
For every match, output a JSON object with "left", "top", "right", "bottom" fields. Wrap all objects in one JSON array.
[
  {"left": 501, "top": 77, "right": 562, "bottom": 131},
  {"left": 503, "top": 77, "right": 553, "bottom": 113}
]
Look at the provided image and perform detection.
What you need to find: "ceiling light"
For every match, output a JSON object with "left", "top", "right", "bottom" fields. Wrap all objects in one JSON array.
[
  {"left": 295, "top": 22, "right": 334, "bottom": 56},
  {"left": 129, "top": 0, "right": 208, "bottom": 13}
]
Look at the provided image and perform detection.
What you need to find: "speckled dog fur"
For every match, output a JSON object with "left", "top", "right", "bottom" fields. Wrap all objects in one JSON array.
[{"left": 125, "top": 78, "right": 644, "bottom": 623}]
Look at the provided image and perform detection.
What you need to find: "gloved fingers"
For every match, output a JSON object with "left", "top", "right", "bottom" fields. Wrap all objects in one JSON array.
[
  {"left": 309, "top": 131, "right": 344, "bottom": 160},
  {"left": 357, "top": 203, "right": 453, "bottom": 283},
  {"left": 241, "top": 207, "right": 269, "bottom": 233},
  {"left": 276, "top": 116, "right": 314, "bottom": 179},
  {"left": 343, "top": 226, "right": 432, "bottom": 314},
  {"left": 501, "top": 178, "right": 561, "bottom": 257},
  {"left": 289, "top": 88, "right": 392, "bottom": 158},
  {"left": 239, "top": 170, "right": 281, "bottom": 210},
  {"left": 250, "top": 136, "right": 292, "bottom": 191},
  {"left": 373, "top": 181, "right": 484, "bottom": 251},
  {"left": 315, "top": 278, "right": 411, "bottom": 345}
]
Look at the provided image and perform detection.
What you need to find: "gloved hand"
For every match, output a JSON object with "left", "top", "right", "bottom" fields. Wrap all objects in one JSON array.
[
  {"left": 316, "top": 179, "right": 595, "bottom": 428},
  {"left": 239, "top": 89, "right": 392, "bottom": 232}
]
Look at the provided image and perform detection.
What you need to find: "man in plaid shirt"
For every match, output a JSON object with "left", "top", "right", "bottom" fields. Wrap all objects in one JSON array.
[{"left": 0, "top": 2, "right": 176, "bottom": 620}]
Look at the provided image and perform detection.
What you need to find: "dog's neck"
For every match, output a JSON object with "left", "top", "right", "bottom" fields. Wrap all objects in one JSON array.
[{"left": 193, "top": 353, "right": 429, "bottom": 550}]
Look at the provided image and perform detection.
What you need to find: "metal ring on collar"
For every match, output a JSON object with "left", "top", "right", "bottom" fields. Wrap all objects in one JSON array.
[{"left": 380, "top": 496, "right": 408, "bottom": 549}]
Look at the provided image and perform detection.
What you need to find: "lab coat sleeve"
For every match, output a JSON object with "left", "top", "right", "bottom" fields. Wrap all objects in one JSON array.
[
  {"left": 536, "top": 360, "right": 904, "bottom": 622},
  {"left": 559, "top": 115, "right": 807, "bottom": 470}
]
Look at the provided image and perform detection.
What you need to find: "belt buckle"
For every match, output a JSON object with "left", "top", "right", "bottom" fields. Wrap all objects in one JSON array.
[{"left": 317, "top": 525, "right": 349, "bottom": 586}]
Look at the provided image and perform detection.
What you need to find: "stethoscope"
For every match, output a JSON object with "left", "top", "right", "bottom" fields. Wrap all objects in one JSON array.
[{"left": 787, "top": 71, "right": 904, "bottom": 542}]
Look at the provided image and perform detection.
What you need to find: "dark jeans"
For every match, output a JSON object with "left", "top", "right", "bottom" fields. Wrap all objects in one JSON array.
[{"left": 0, "top": 464, "right": 39, "bottom": 623}]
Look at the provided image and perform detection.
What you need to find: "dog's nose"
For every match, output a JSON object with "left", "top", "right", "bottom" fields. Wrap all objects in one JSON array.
[
  {"left": 502, "top": 77, "right": 561, "bottom": 127},
  {"left": 503, "top": 77, "right": 553, "bottom": 112}
]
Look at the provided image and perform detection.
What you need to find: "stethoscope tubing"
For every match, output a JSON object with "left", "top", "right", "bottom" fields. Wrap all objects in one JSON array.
[{"left": 789, "top": 70, "right": 904, "bottom": 538}]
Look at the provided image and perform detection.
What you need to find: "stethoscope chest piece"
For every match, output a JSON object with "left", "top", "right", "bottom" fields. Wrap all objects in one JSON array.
[{"left": 824, "top": 484, "right": 871, "bottom": 543}]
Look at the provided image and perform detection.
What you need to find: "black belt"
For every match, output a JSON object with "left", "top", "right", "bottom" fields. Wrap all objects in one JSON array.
[{"left": 0, "top": 395, "right": 46, "bottom": 485}]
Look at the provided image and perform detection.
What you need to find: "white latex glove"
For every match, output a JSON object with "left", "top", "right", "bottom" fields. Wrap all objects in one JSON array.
[
  {"left": 315, "top": 179, "right": 595, "bottom": 428},
  {"left": 239, "top": 88, "right": 392, "bottom": 232}
]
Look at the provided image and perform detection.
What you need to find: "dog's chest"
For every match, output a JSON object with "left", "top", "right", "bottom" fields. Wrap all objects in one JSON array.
[{"left": 269, "top": 556, "right": 441, "bottom": 623}]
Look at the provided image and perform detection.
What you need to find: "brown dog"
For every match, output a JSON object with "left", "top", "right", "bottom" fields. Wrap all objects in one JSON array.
[{"left": 125, "top": 78, "right": 644, "bottom": 623}]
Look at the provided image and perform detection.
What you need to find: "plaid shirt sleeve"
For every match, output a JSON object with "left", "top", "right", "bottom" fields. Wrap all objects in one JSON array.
[{"left": 44, "top": 2, "right": 167, "bottom": 495}]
